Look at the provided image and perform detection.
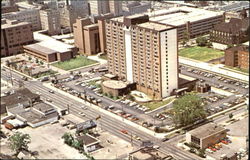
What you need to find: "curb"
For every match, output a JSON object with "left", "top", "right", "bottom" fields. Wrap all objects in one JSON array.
[
  {"left": 67, "top": 63, "right": 100, "bottom": 72},
  {"left": 207, "top": 102, "right": 246, "bottom": 120},
  {"left": 145, "top": 98, "right": 175, "bottom": 114}
]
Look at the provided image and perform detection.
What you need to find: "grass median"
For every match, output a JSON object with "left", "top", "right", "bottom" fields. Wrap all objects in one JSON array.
[
  {"left": 52, "top": 55, "right": 98, "bottom": 71},
  {"left": 179, "top": 46, "right": 224, "bottom": 62}
]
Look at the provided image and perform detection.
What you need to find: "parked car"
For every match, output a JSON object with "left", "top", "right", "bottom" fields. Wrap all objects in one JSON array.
[
  {"left": 49, "top": 90, "right": 54, "bottom": 93},
  {"left": 161, "top": 137, "right": 169, "bottom": 142},
  {"left": 120, "top": 129, "right": 128, "bottom": 134}
]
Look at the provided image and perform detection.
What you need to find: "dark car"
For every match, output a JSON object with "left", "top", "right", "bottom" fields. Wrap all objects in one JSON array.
[{"left": 161, "top": 137, "right": 169, "bottom": 142}]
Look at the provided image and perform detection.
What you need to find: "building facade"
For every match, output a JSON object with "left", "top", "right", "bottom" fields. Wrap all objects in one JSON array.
[
  {"left": 106, "top": 15, "right": 178, "bottom": 100},
  {"left": 73, "top": 18, "right": 92, "bottom": 54},
  {"left": 210, "top": 18, "right": 249, "bottom": 45},
  {"left": 186, "top": 123, "right": 227, "bottom": 149},
  {"left": 88, "top": 0, "right": 110, "bottom": 16},
  {"left": 225, "top": 45, "right": 249, "bottom": 69},
  {"left": 109, "top": 0, "right": 123, "bottom": 16},
  {"left": 1, "top": 19, "right": 34, "bottom": 57},
  {"left": 83, "top": 24, "right": 100, "bottom": 55},
  {"left": 40, "top": 9, "right": 61, "bottom": 35},
  {"left": 23, "top": 39, "right": 78, "bottom": 62},
  {"left": 2, "top": 9, "right": 41, "bottom": 31},
  {"left": 148, "top": 6, "right": 224, "bottom": 40}
]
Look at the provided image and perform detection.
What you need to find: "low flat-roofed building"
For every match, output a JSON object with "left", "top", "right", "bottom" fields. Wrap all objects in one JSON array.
[
  {"left": 128, "top": 147, "right": 172, "bottom": 160},
  {"left": 102, "top": 80, "right": 129, "bottom": 97},
  {"left": 23, "top": 39, "right": 78, "bottom": 62},
  {"left": 7, "top": 102, "right": 58, "bottom": 128},
  {"left": 177, "top": 74, "right": 198, "bottom": 94},
  {"left": 76, "top": 134, "right": 100, "bottom": 153},
  {"left": 186, "top": 123, "right": 227, "bottom": 149},
  {"left": 1, "top": 88, "right": 40, "bottom": 113}
]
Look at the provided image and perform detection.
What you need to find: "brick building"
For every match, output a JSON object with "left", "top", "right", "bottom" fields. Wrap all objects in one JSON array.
[
  {"left": 23, "top": 39, "right": 77, "bottom": 62},
  {"left": 73, "top": 18, "right": 92, "bottom": 54},
  {"left": 225, "top": 45, "right": 249, "bottom": 69},
  {"left": 83, "top": 24, "right": 100, "bottom": 55},
  {"left": 1, "top": 19, "right": 34, "bottom": 57},
  {"left": 2, "top": 8, "right": 42, "bottom": 31},
  {"left": 210, "top": 18, "right": 249, "bottom": 45},
  {"left": 186, "top": 123, "right": 227, "bottom": 149},
  {"left": 148, "top": 6, "right": 224, "bottom": 40},
  {"left": 1, "top": 0, "right": 19, "bottom": 14},
  {"left": 106, "top": 14, "right": 178, "bottom": 100}
]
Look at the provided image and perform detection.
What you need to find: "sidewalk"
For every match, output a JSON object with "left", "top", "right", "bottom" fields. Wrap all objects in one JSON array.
[
  {"left": 179, "top": 57, "right": 249, "bottom": 82},
  {"left": 88, "top": 55, "right": 107, "bottom": 65}
]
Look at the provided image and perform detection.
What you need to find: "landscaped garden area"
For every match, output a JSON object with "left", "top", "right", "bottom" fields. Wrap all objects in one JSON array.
[
  {"left": 179, "top": 46, "right": 224, "bottom": 62},
  {"left": 52, "top": 55, "right": 98, "bottom": 71},
  {"left": 140, "top": 97, "right": 175, "bottom": 110}
]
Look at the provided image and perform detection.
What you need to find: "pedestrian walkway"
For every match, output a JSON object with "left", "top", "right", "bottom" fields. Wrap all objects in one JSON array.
[{"left": 88, "top": 55, "right": 107, "bottom": 65}]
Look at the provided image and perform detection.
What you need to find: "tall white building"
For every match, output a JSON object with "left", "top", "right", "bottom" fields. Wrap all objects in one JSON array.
[
  {"left": 40, "top": 9, "right": 61, "bottom": 35},
  {"left": 88, "top": 0, "right": 110, "bottom": 15},
  {"left": 106, "top": 15, "right": 178, "bottom": 99}
]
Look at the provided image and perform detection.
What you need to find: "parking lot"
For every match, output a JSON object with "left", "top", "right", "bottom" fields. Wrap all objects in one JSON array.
[{"left": 205, "top": 117, "right": 248, "bottom": 159}]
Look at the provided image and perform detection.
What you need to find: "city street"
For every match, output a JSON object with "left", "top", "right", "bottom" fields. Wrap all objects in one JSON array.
[{"left": 1, "top": 69, "right": 203, "bottom": 160}]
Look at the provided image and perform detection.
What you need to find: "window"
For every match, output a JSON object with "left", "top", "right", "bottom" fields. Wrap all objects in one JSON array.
[{"left": 191, "top": 135, "right": 200, "bottom": 145}]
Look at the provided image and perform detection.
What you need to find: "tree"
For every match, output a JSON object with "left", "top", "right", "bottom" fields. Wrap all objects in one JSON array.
[
  {"left": 35, "top": 58, "right": 39, "bottom": 63},
  {"left": 40, "top": 61, "right": 44, "bottom": 65},
  {"left": 8, "top": 132, "right": 31, "bottom": 156},
  {"left": 5, "top": 60, "right": 10, "bottom": 67},
  {"left": 172, "top": 93, "right": 207, "bottom": 127},
  {"left": 182, "top": 31, "right": 190, "bottom": 47},
  {"left": 196, "top": 37, "right": 208, "bottom": 47},
  {"left": 62, "top": 133, "right": 74, "bottom": 146},
  {"left": 28, "top": 56, "right": 32, "bottom": 61},
  {"left": 229, "top": 113, "right": 233, "bottom": 119}
]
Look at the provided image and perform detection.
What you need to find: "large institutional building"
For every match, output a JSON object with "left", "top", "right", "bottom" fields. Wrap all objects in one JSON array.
[
  {"left": 105, "top": 15, "right": 178, "bottom": 99},
  {"left": 147, "top": 6, "right": 224, "bottom": 40},
  {"left": 2, "top": 8, "right": 41, "bottom": 31},
  {"left": 40, "top": 9, "right": 61, "bottom": 35},
  {"left": 1, "top": 19, "right": 34, "bottom": 57}
]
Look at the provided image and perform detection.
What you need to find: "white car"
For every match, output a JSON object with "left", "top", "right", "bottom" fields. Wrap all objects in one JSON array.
[
  {"left": 153, "top": 145, "right": 160, "bottom": 149},
  {"left": 79, "top": 112, "right": 86, "bottom": 116}
]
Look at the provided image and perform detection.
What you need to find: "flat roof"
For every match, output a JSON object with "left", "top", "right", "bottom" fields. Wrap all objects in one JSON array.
[
  {"left": 110, "top": 16, "right": 124, "bottom": 23},
  {"left": 84, "top": 23, "right": 99, "bottom": 29},
  {"left": 24, "top": 43, "right": 56, "bottom": 55},
  {"left": 102, "top": 80, "right": 127, "bottom": 89},
  {"left": 1, "top": 20, "right": 30, "bottom": 29},
  {"left": 77, "top": 134, "right": 99, "bottom": 146},
  {"left": 137, "top": 22, "right": 172, "bottom": 31},
  {"left": 17, "top": 109, "right": 58, "bottom": 124},
  {"left": 25, "top": 39, "right": 75, "bottom": 54},
  {"left": 148, "top": 6, "right": 223, "bottom": 26},
  {"left": 188, "top": 123, "right": 227, "bottom": 139},
  {"left": 33, "top": 102, "right": 55, "bottom": 114},
  {"left": 179, "top": 73, "right": 197, "bottom": 81}
]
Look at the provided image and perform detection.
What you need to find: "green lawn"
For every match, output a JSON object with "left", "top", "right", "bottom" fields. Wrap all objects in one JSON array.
[
  {"left": 33, "top": 70, "right": 57, "bottom": 78},
  {"left": 141, "top": 98, "right": 175, "bottom": 110},
  {"left": 179, "top": 46, "right": 224, "bottom": 62},
  {"left": 52, "top": 56, "right": 97, "bottom": 71},
  {"left": 224, "top": 66, "right": 249, "bottom": 74}
]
